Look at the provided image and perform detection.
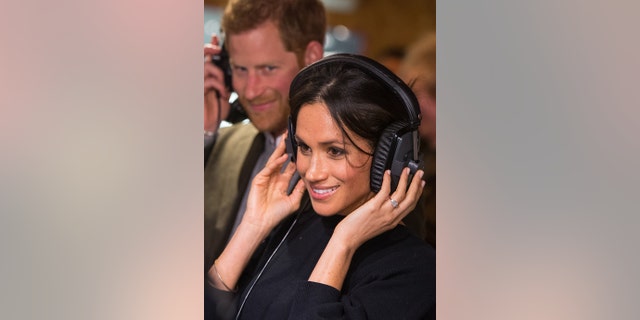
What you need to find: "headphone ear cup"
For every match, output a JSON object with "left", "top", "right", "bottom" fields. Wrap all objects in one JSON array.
[{"left": 370, "top": 121, "right": 410, "bottom": 193}]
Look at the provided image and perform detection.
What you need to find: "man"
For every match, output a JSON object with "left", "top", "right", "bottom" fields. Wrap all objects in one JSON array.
[
  {"left": 204, "top": 0, "right": 326, "bottom": 279},
  {"left": 398, "top": 32, "right": 437, "bottom": 248}
]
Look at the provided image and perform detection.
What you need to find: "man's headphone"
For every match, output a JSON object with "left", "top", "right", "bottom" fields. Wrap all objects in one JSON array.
[{"left": 286, "top": 53, "right": 423, "bottom": 193}]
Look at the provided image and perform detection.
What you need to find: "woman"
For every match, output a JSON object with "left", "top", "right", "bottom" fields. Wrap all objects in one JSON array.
[{"left": 208, "top": 54, "right": 435, "bottom": 319}]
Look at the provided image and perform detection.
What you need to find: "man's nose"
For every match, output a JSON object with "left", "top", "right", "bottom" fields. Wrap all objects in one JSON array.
[{"left": 243, "top": 71, "right": 264, "bottom": 101}]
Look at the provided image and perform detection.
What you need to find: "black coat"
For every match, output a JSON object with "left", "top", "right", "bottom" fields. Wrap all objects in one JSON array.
[{"left": 207, "top": 204, "right": 435, "bottom": 320}]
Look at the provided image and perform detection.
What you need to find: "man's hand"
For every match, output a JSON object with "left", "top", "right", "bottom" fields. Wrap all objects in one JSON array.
[{"left": 204, "top": 34, "right": 232, "bottom": 132}]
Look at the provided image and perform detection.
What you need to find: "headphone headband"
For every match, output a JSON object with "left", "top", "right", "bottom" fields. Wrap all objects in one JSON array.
[{"left": 291, "top": 53, "right": 422, "bottom": 129}]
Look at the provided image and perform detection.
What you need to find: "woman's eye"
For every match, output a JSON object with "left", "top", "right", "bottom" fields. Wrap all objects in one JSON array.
[
  {"left": 298, "top": 143, "right": 311, "bottom": 154},
  {"left": 328, "top": 147, "right": 345, "bottom": 157}
]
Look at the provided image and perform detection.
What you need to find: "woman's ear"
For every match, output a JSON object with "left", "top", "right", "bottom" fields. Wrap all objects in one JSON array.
[{"left": 303, "top": 41, "right": 324, "bottom": 67}]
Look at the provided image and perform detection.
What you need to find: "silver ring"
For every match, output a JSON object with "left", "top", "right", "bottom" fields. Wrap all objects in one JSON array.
[{"left": 389, "top": 198, "right": 399, "bottom": 209}]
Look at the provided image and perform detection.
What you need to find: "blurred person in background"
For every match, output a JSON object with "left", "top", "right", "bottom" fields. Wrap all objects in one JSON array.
[
  {"left": 374, "top": 45, "right": 406, "bottom": 75},
  {"left": 399, "top": 31, "right": 437, "bottom": 248}
]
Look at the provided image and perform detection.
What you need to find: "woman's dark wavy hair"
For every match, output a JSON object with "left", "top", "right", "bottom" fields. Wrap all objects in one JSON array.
[{"left": 289, "top": 58, "right": 408, "bottom": 156}]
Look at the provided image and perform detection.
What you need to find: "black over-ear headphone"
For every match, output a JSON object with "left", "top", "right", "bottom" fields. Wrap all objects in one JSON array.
[{"left": 286, "top": 53, "right": 423, "bottom": 193}]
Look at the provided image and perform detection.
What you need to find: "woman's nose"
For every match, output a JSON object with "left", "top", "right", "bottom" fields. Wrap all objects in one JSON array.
[{"left": 304, "top": 154, "right": 327, "bottom": 182}]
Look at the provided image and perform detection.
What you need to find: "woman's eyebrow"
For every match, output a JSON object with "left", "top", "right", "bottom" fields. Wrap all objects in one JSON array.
[{"left": 295, "top": 135, "right": 351, "bottom": 147}]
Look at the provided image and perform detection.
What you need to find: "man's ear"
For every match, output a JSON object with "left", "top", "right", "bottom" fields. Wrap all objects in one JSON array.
[{"left": 303, "top": 41, "right": 324, "bottom": 66}]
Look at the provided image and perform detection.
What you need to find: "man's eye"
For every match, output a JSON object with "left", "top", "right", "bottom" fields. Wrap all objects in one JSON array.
[{"left": 232, "top": 66, "right": 247, "bottom": 75}]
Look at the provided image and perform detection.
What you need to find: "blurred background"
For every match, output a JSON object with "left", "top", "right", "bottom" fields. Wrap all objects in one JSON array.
[
  {"left": 4, "top": 0, "right": 640, "bottom": 318},
  {"left": 204, "top": 0, "right": 435, "bottom": 59}
]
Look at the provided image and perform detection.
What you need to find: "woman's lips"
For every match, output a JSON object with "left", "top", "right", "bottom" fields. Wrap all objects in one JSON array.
[{"left": 308, "top": 185, "right": 338, "bottom": 200}]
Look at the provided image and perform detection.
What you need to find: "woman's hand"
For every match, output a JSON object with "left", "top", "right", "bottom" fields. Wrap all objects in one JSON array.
[
  {"left": 211, "top": 134, "right": 306, "bottom": 292},
  {"left": 308, "top": 168, "right": 425, "bottom": 291},
  {"left": 334, "top": 167, "right": 425, "bottom": 250},
  {"left": 242, "top": 134, "right": 306, "bottom": 233}
]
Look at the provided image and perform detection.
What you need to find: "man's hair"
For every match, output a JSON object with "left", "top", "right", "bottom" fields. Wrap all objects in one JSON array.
[{"left": 222, "top": 0, "right": 326, "bottom": 59}]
